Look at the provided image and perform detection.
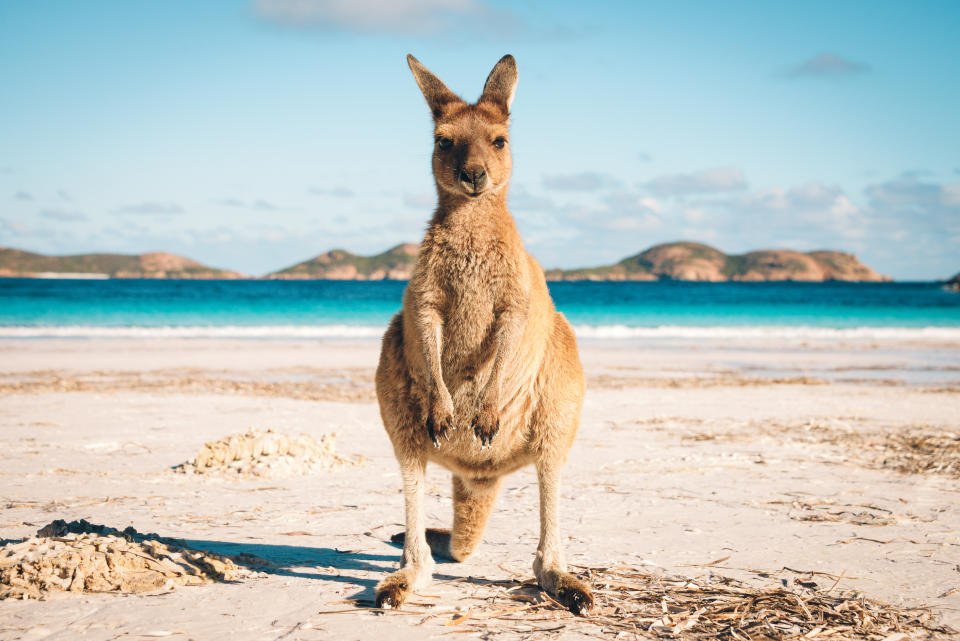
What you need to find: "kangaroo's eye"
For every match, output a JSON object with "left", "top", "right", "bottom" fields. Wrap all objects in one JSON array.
[
  {"left": 436, "top": 137, "right": 453, "bottom": 151},
  {"left": 492, "top": 137, "right": 507, "bottom": 149}
]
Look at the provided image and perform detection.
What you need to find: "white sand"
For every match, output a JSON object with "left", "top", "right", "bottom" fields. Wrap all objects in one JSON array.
[{"left": 0, "top": 337, "right": 958, "bottom": 639}]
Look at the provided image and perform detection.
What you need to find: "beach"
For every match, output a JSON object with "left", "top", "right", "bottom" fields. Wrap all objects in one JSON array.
[{"left": 1, "top": 334, "right": 958, "bottom": 639}]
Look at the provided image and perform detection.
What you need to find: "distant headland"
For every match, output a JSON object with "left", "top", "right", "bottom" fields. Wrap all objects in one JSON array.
[
  {"left": 947, "top": 273, "right": 960, "bottom": 292},
  {"left": 0, "top": 248, "right": 244, "bottom": 279},
  {"left": 0, "top": 241, "right": 907, "bottom": 282},
  {"left": 267, "top": 241, "right": 892, "bottom": 282}
]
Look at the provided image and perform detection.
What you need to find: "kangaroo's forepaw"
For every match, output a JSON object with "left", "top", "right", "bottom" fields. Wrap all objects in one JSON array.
[
  {"left": 426, "top": 409, "right": 454, "bottom": 447},
  {"left": 375, "top": 573, "right": 411, "bottom": 610},
  {"left": 471, "top": 406, "right": 499, "bottom": 448}
]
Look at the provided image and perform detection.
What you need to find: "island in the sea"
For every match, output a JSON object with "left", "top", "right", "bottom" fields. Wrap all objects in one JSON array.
[
  {"left": 544, "top": 242, "right": 890, "bottom": 282},
  {"left": 267, "top": 243, "right": 419, "bottom": 280},
  {"left": 1, "top": 241, "right": 893, "bottom": 282},
  {"left": 268, "top": 241, "right": 889, "bottom": 282},
  {"left": 947, "top": 273, "right": 960, "bottom": 292},
  {"left": 0, "top": 248, "right": 245, "bottom": 279}
]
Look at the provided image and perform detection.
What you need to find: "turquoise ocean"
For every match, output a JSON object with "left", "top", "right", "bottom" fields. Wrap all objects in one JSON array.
[{"left": 1, "top": 278, "right": 959, "bottom": 340}]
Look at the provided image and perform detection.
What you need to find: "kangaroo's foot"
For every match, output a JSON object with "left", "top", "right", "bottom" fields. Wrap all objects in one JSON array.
[
  {"left": 470, "top": 403, "right": 499, "bottom": 448},
  {"left": 390, "top": 528, "right": 456, "bottom": 561},
  {"left": 374, "top": 565, "right": 432, "bottom": 609},
  {"left": 536, "top": 565, "right": 594, "bottom": 615}
]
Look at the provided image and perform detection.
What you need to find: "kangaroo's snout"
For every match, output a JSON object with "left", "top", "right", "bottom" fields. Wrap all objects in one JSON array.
[{"left": 458, "top": 165, "right": 488, "bottom": 194}]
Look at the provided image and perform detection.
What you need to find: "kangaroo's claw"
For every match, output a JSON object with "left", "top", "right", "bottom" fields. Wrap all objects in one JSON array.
[
  {"left": 426, "top": 411, "right": 453, "bottom": 448},
  {"left": 471, "top": 407, "right": 500, "bottom": 449}
]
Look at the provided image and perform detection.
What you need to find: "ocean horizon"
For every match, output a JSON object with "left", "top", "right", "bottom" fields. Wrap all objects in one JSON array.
[{"left": 2, "top": 278, "right": 959, "bottom": 340}]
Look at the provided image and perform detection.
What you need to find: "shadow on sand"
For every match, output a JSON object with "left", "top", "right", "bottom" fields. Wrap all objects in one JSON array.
[{"left": 180, "top": 536, "right": 495, "bottom": 606}]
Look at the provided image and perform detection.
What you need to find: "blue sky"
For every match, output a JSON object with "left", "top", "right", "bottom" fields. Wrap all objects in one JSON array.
[{"left": 1, "top": 1, "right": 958, "bottom": 279}]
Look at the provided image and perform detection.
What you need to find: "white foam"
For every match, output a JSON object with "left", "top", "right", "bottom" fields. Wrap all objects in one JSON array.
[
  {"left": 0, "top": 324, "right": 958, "bottom": 342},
  {"left": 572, "top": 324, "right": 960, "bottom": 341},
  {"left": 0, "top": 325, "right": 386, "bottom": 339}
]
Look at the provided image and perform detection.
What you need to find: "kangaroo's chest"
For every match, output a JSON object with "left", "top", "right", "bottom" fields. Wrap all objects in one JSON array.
[{"left": 431, "top": 241, "right": 507, "bottom": 369}]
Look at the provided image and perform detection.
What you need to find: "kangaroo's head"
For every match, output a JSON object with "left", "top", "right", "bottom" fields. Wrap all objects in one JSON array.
[{"left": 407, "top": 54, "right": 518, "bottom": 200}]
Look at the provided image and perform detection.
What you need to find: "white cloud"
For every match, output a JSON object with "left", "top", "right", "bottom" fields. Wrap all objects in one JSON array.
[
  {"left": 509, "top": 185, "right": 557, "bottom": 212},
  {"left": 608, "top": 215, "right": 661, "bottom": 231},
  {"left": 254, "top": 0, "right": 497, "bottom": 35},
  {"left": 940, "top": 183, "right": 960, "bottom": 207},
  {"left": 310, "top": 186, "right": 355, "bottom": 198},
  {"left": 636, "top": 197, "right": 661, "bottom": 213},
  {"left": 783, "top": 53, "right": 870, "bottom": 78},
  {"left": 39, "top": 209, "right": 87, "bottom": 222},
  {"left": 253, "top": 199, "right": 281, "bottom": 211},
  {"left": 733, "top": 182, "right": 864, "bottom": 238},
  {"left": 646, "top": 167, "right": 746, "bottom": 196},
  {"left": 542, "top": 172, "right": 615, "bottom": 192},
  {"left": 112, "top": 201, "right": 185, "bottom": 215},
  {"left": 403, "top": 192, "right": 435, "bottom": 208},
  {"left": 865, "top": 175, "right": 960, "bottom": 214}
]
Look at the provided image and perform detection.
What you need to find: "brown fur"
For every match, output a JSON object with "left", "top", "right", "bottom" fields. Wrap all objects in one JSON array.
[{"left": 374, "top": 54, "right": 593, "bottom": 615}]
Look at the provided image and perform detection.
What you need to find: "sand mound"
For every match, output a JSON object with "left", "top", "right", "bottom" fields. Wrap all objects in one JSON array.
[
  {"left": 1, "top": 519, "right": 249, "bottom": 600},
  {"left": 172, "top": 428, "right": 363, "bottom": 478}
]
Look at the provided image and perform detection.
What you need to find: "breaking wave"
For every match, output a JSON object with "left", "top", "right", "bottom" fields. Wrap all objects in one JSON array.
[{"left": 1, "top": 324, "right": 959, "bottom": 341}]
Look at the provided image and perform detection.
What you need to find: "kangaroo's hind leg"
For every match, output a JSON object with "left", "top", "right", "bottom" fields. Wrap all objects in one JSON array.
[
  {"left": 391, "top": 475, "right": 502, "bottom": 562},
  {"left": 375, "top": 455, "right": 435, "bottom": 609},
  {"left": 531, "top": 313, "right": 593, "bottom": 614},
  {"left": 374, "top": 315, "right": 436, "bottom": 608},
  {"left": 533, "top": 460, "right": 594, "bottom": 614}
]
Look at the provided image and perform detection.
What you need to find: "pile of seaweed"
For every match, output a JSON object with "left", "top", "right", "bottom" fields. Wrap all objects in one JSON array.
[{"left": 1, "top": 519, "right": 252, "bottom": 600}]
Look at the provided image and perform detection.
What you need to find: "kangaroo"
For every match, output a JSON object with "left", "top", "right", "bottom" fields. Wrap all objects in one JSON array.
[{"left": 374, "top": 54, "right": 593, "bottom": 615}]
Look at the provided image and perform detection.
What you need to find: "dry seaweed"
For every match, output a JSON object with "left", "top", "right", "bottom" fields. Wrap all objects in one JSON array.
[
  {"left": 590, "top": 374, "right": 829, "bottom": 390},
  {"left": 872, "top": 430, "right": 960, "bottom": 478},
  {"left": 670, "top": 418, "right": 960, "bottom": 480},
  {"left": 172, "top": 428, "right": 364, "bottom": 478},
  {"left": 429, "top": 565, "right": 955, "bottom": 639},
  {"left": 765, "top": 499, "right": 899, "bottom": 527},
  {"left": 0, "top": 368, "right": 376, "bottom": 402},
  {"left": 0, "top": 519, "right": 252, "bottom": 600}
]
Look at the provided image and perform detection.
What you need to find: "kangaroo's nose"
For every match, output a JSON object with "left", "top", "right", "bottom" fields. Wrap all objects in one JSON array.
[{"left": 459, "top": 167, "right": 488, "bottom": 192}]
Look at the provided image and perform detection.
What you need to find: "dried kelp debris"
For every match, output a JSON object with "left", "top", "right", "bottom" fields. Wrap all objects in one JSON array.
[
  {"left": 673, "top": 418, "right": 960, "bottom": 480},
  {"left": 172, "top": 428, "right": 364, "bottom": 478},
  {"left": 793, "top": 423, "right": 960, "bottom": 480},
  {"left": 435, "top": 566, "right": 955, "bottom": 639},
  {"left": 0, "top": 519, "right": 249, "bottom": 600},
  {"left": 0, "top": 368, "right": 376, "bottom": 402},
  {"left": 873, "top": 430, "right": 960, "bottom": 478},
  {"left": 585, "top": 566, "right": 952, "bottom": 639},
  {"left": 770, "top": 499, "right": 898, "bottom": 527}
]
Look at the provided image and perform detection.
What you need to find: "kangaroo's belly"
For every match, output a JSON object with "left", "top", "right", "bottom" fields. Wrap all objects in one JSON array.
[{"left": 440, "top": 295, "right": 496, "bottom": 422}]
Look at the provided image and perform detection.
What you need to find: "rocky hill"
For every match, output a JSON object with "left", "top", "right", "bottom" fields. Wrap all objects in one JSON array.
[
  {"left": 268, "top": 243, "right": 419, "bottom": 280},
  {"left": 946, "top": 273, "right": 960, "bottom": 292},
  {"left": 544, "top": 242, "right": 889, "bottom": 282},
  {"left": 1, "top": 241, "right": 891, "bottom": 282},
  {"left": 0, "top": 248, "right": 245, "bottom": 279}
]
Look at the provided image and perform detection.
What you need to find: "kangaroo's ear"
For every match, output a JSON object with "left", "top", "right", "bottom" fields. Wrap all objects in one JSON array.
[
  {"left": 479, "top": 54, "right": 518, "bottom": 113},
  {"left": 407, "top": 54, "right": 462, "bottom": 120}
]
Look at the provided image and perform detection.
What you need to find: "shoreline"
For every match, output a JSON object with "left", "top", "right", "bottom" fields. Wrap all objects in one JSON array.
[{"left": 1, "top": 323, "right": 960, "bottom": 341}]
